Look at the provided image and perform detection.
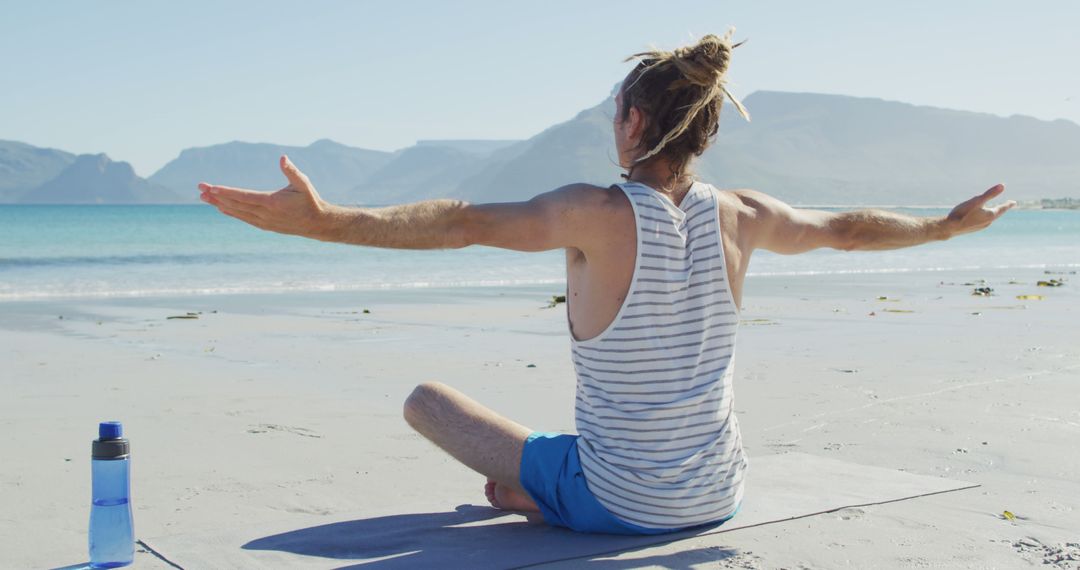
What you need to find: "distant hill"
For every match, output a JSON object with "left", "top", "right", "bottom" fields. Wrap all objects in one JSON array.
[
  {"left": 0, "top": 140, "right": 76, "bottom": 202},
  {"left": 4, "top": 91, "right": 1079, "bottom": 205},
  {"left": 348, "top": 145, "right": 490, "bottom": 205},
  {"left": 347, "top": 139, "right": 521, "bottom": 205},
  {"left": 699, "top": 91, "right": 1080, "bottom": 205},
  {"left": 414, "top": 139, "right": 519, "bottom": 155},
  {"left": 19, "top": 154, "right": 181, "bottom": 204},
  {"left": 454, "top": 98, "right": 621, "bottom": 203},
  {"left": 149, "top": 139, "right": 392, "bottom": 204}
]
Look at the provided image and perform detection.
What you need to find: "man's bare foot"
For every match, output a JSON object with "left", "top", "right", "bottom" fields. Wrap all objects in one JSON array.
[{"left": 484, "top": 478, "right": 541, "bottom": 512}]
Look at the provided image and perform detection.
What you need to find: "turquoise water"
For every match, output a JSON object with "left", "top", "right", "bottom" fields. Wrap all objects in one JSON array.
[{"left": 0, "top": 205, "right": 1077, "bottom": 301}]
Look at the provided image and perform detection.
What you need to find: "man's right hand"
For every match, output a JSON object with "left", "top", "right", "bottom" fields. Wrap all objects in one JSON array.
[
  {"left": 198, "top": 155, "right": 331, "bottom": 240},
  {"left": 942, "top": 184, "right": 1016, "bottom": 239}
]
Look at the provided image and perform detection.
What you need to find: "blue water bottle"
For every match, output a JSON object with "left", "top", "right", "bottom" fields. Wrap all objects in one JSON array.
[{"left": 89, "top": 421, "right": 134, "bottom": 568}]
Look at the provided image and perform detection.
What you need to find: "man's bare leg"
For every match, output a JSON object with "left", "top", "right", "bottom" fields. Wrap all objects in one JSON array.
[{"left": 403, "top": 381, "right": 540, "bottom": 513}]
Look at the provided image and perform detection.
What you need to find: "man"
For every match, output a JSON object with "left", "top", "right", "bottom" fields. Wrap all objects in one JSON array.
[{"left": 199, "top": 33, "right": 1013, "bottom": 535}]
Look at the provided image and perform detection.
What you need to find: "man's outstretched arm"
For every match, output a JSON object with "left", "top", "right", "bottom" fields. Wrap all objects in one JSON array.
[
  {"left": 198, "top": 155, "right": 605, "bottom": 252},
  {"left": 738, "top": 185, "right": 1016, "bottom": 255}
]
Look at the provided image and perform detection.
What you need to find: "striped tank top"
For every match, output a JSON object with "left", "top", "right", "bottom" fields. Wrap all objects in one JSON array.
[{"left": 570, "top": 180, "right": 746, "bottom": 530}]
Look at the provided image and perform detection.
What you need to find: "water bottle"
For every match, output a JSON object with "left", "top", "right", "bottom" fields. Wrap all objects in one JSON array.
[{"left": 89, "top": 421, "right": 134, "bottom": 568}]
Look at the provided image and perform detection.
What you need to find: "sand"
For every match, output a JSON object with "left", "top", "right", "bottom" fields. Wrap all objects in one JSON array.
[{"left": 1, "top": 269, "right": 1077, "bottom": 569}]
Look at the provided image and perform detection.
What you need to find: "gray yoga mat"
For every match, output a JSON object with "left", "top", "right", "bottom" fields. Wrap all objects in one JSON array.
[{"left": 142, "top": 452, "right": 978, "bottom": 569}]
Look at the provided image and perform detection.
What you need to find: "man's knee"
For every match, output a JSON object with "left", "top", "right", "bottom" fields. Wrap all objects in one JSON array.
[{"left": 403, "top": 381, "right": 448, "bottom": 428}]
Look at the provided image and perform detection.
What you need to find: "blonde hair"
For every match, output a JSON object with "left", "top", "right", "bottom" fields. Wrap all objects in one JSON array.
[{"left": 621, "top": 29, "right": 749, "bottom": 175}]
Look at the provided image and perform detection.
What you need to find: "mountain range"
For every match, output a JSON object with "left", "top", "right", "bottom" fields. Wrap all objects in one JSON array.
[{"left": 4, "top": 90, "right": 1079, "bottom": 206}]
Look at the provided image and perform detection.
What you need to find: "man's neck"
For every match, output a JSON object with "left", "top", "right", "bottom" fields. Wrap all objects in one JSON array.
[{"left": 626, "top": 160, "right": 695, "bottom": 201}]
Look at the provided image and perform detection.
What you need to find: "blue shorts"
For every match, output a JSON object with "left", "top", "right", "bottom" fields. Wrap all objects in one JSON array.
[{"left": 518, "top": 432, "right": 739, "bottom": 535}]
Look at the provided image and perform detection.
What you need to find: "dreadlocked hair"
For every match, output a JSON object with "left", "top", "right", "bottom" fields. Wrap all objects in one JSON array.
[{"left": 620, "top": 29, "right": 749, "bottom": 180}]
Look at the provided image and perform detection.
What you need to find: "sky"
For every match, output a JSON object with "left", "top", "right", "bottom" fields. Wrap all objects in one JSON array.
[{"left": 2, "top": 0, "right": 1078, "bottom": 176}]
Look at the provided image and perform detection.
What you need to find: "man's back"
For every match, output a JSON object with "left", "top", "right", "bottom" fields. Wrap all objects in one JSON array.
[{"left": 568, "top": 180, "right": 745, "bottom": 529}]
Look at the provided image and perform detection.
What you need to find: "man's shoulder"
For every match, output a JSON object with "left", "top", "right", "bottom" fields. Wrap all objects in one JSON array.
[
  {"left": 715, "top": 187, "right": 769, "bottom": 208},
  {"left": 710, "top": 186, "right": 772, "bottom": 220},
  {"left": 550, "top": 182, "right": 619, "bottom": 198},
  {"left": 544, "top": 183, "right": 632, "bottom": 211}
]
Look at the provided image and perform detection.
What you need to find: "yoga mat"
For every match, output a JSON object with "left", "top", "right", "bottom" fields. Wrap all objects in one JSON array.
[{"left": 142, "top": 452, "right": 978, "bottom": 569}]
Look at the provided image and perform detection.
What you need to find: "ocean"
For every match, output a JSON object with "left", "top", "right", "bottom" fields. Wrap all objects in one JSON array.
[{"left": 0, "top": 205, "right": 1077, "bottom": 302}]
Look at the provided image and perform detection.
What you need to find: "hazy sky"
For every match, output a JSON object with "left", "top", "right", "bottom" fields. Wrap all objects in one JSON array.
[{"left": 2, "top": 1, "right": 1078, "bottom": 176}]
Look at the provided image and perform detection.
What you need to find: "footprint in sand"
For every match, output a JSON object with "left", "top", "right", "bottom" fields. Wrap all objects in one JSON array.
[
  {"left": 247, "top": 424, "right": 322, "bottom": 438},
  {"left": 836, "top": 507, "right": 867, "bottom": 521}
]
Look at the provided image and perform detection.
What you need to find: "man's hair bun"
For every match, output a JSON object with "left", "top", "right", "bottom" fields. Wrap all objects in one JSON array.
[{"left": 670, "top": 34, "right": 735, "bottom": 89}]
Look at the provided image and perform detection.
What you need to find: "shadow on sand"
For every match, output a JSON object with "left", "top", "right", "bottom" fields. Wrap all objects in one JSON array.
[{"left": 242, "top": 504, "right": 737, "bottom": 569}]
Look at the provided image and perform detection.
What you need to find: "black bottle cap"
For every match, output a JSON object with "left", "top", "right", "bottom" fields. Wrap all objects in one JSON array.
[{"left": 92, "top": 421, "right": 129, "bottom": 460}]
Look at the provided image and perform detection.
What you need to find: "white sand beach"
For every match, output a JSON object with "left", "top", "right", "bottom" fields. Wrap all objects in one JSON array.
[{"left": 2, "top": 269, "right": 1078, "bottom": 569}]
